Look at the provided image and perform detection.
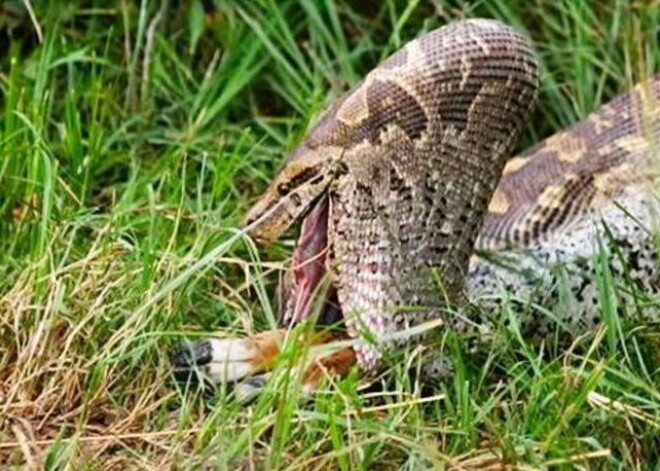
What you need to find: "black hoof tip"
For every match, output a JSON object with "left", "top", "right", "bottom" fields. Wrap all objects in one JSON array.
[
  {"left": 170, "top": 340, "right": 213, "bottom": 367},
  {"left": 170, "top": 340, "right": 213, "bottom": 385}
]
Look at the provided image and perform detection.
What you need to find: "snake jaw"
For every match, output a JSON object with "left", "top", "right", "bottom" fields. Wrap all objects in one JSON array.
[
  {"left": 243, "top": 147, "right": 349, "bottom": 326},
  {"left": 282, "top": 194, "right": 330, "bottom": 324},
  {"left": 243, "top": 152, "right": 345, "bottom": 328},
  {"left": 281, "top": 194, "right": 346, "bottom": 328}
]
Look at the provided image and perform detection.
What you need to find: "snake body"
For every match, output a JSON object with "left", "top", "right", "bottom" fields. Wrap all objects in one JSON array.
[
  {"left": 172, "top": 19, "right": 660, "bottom": 386},
  {"left": 470, "top": 78, "right": 660, "bottom": 337}
]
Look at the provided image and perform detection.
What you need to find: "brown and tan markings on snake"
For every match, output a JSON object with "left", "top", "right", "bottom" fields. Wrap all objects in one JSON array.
[{"left": 171, "top": 19, "right": 660, "bottom": 394}]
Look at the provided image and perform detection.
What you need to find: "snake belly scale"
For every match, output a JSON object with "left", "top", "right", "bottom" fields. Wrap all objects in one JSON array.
[{"left": 171, "top": 19, "right": 659, "bottom": 392}]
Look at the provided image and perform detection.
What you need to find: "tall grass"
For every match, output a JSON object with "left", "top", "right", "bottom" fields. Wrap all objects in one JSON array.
[{"left": 0, "top": 0, "right": 658, "bottom": 468}]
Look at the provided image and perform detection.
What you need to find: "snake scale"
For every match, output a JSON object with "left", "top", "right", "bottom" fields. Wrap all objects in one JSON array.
[{"left": 172, "top": 19, "right": 660, "bottom": 392}]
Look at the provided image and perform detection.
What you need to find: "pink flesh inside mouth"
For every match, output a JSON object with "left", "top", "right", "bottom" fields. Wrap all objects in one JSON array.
[{"left": 284, "top": 194, "right": 342, "bottom": 327}]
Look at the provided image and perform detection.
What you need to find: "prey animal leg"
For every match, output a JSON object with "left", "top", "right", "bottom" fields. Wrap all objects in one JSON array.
[
  {"left": 171, "top": 332, "right": 284, "bottom": 385},
  {"left": 171, "top": 330, "right": 357, "bottom": 396}
]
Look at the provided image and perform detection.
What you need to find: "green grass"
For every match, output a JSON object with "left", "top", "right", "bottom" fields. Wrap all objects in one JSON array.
[{"left": 1, "top": 0, "right": 659, "bottom": 468}]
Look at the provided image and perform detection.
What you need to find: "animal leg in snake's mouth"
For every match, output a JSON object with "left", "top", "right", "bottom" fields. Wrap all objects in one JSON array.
[{"left": 170, "top": 196, "right": 354, "bottom": 393}]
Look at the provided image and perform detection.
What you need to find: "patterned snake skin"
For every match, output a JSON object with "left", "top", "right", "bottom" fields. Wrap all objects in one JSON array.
[{"left": 171, "top": 19, "right": 660, "bottom": 389}]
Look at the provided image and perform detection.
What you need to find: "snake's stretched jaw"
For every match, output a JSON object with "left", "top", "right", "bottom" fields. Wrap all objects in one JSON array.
[
  {"left": 282, "top": 194, "right": 344, "bottom": 327},
  {"left": 240, "top": 153, "right": 347, "bottom": 327}
]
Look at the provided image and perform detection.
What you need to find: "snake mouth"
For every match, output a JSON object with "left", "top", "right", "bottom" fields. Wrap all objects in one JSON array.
[{"left": 283, "top": 193, "right": 344, "bottom": 329}]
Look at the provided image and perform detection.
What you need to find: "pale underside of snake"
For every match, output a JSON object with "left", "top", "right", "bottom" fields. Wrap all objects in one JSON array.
[{"left": 171, "top": 19, "right": 660, "bottom": 396}]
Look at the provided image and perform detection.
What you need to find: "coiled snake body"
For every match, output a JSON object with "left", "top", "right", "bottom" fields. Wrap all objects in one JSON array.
[{"left": 172, "top": 19, "right": 660, "bottom": 392}]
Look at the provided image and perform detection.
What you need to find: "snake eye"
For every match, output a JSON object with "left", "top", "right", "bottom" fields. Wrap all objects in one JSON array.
[{"left": 277, "top": 182, "right": 290, "bottom": 195}]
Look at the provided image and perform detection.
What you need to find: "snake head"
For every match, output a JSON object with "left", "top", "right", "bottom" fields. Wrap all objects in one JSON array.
[
  {"left": 243, "top": 76, "right": 379, "bottom": 244},
  {"left": 243, "top": 145, "right": 346, "bottom": 243}
]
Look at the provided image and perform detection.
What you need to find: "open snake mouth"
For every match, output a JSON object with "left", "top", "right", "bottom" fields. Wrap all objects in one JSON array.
[
  {"left": 283, "top": 194, "right": 344, "bottom": 329},
  {"left": 170, "top": 193, "right": 345, "bottom": 389}
]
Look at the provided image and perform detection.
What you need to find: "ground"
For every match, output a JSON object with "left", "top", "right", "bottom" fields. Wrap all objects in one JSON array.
[{"left": 1, "top": 1, "right": 659, "bottom": 469}]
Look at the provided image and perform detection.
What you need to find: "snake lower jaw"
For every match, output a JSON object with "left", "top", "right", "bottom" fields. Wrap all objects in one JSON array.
[{"left": 282, "top": 194, "right": 345, "bottom": 326}]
